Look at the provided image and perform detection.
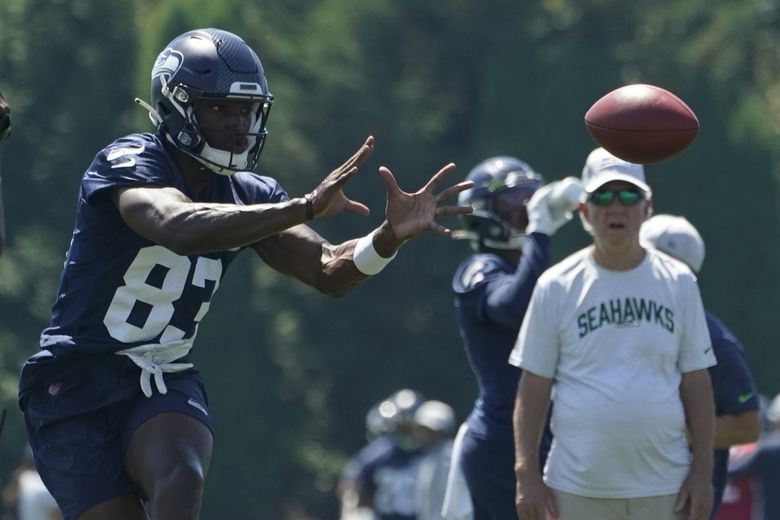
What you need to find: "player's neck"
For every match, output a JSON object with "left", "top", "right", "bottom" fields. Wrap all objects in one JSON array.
[
  {"left": 482, "top": 247, "right": 521, "bottom": 264},
  {"left": 501, "top": 249, "right": 522, "bottom": 264},
  {"left": 169, "top": 147, "right": 218, "bottom": 198}
]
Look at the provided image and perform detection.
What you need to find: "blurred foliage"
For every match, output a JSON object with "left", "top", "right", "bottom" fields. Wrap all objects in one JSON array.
[{"left": 0, "top": 0, "right": 778, "bottom": 517}]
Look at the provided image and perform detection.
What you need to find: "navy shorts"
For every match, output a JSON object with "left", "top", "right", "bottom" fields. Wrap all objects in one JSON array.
[
  {"left": 460, "top": 423, "right": 552, "bottom": 520},
  {"left": 20, "top": 353, "right": 213, "bottom": 520},
  {"left": 460, "top": 430, "right": 518, "bottom": 520}
]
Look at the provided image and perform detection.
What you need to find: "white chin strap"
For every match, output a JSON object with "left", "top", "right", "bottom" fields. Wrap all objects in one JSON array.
[
  {"left": 483, "top": 232, "right": 527, "bottom": 250},
  {"left": 197, "top": 142, "right": 250, "bottom": 176},
  {"left": 196, "top": 109, "right": 262, "bottom": 176},
  {"left": 452, "top": 229, "right": 527, "bottom": 251}
]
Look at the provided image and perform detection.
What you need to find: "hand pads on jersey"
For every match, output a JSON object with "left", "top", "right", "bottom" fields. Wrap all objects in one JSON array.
[{"left": 526, "top": 177, "right": 584, "bottom": 236}]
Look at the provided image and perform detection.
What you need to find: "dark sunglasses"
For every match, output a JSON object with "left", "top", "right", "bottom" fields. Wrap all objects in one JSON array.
[{"left": 588, "top": 189, "right": 645, "bottom": 206}]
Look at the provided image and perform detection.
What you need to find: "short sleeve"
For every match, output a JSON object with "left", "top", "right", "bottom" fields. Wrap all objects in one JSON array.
[
  {"left": 508, "top": 278, "right": 559, "bottom": 378},
  {"left": 677, "top": 275, "right": 717, "bottom": 372},
  {"left": 82, "top": 134, "right": 176, "bottom": 202},
  {"left": 710, "top": 339, "right": 759, "bottom": 416}
]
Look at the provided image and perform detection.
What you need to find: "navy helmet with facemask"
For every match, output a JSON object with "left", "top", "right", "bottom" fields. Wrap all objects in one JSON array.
[
  {"left": 453, "top": 156, "right": 543, "bottom": 250},
  {"left": 137, "top": 28, "right": 274, "bottom": 175}
]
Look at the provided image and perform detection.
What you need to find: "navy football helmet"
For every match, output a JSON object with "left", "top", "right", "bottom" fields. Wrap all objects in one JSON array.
[
  {"left": 453, "top": 156, "right": 543, "bottom": 250},
  {"left": 365, "top": 388, "right": 424, "bottom": 450},
  {"left": 137, "top": 28, "right": 274, "bottom": 175}
]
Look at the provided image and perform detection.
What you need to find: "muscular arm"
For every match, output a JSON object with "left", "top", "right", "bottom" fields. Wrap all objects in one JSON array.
[
  {"left": 253, "top": 225, "right": 364, "bottom": 297},
  {"left": 485, "top": 233, "right": 550, "bottom": 327},
  {"left": 112, "top": 144, "right": 469, "bottom": 296},
  {"left": 708, "top": 338, "right": 761, "bottom": 449},
  {"left": 714, "top": 411, "right": 760, "bottom": 449},
  {"left": 112, "top": 185, "right": 311, "bottom": 256},
  {"left": 113, "top": 185, "right": 403, "bottom": 297},
  {"left": 253, "top": 221, "right": 403, "bottom": 297}
]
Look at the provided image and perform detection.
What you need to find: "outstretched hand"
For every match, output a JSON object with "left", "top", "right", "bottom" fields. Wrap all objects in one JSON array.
[
  {"left": 378, "top": 163, "right": 473, "bottom": 242},
  {"left": 307, "top": 136, "right": 374, "bottom": 218}
]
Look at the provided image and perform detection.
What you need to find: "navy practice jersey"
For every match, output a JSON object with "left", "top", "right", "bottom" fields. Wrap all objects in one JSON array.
[
  {"left": 39, "top": 132, "right": 288, "bottom": 357},
  {"left": 706, "top": 310, "right": 760, "bottom": 513},
  {"left": 452, "top": 234, "right": 549, "bottom": 439},
  {"left": 342, "top": 436, "right": 423, "bottom": 520}
]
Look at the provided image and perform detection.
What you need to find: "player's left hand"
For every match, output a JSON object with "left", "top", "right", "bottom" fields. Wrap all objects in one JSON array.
[
  {"left": 674, "top": 467, "right": 713, "bottom": 520},
  {"left": 378, "top": 162, "right": 473, "bottom": 242}
]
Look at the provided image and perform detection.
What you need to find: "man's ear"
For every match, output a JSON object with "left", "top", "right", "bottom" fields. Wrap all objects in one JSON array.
[{"left": 579, "top": 201, "right": 590, "bottom": 223}]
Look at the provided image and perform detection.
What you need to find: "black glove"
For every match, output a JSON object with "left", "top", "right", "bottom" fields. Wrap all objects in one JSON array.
[{"left": 0, "top": 90, "right": 11, "bottom": 142}]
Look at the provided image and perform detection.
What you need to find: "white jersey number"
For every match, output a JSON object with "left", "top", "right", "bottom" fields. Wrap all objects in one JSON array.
[
  {"left": 372, "top": 464, "right": 419, "bottom": 516},
  {"left": 103, "top": 245, "right": 222, "bottom": 343}
]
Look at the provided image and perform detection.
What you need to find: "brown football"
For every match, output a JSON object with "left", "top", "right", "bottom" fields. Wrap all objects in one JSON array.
[{"left": 584, "top": 84, "right": 699, "bottom": 164}]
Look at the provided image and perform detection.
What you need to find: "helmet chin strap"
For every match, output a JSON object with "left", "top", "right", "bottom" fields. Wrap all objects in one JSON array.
[
  {"left": 197, "top": 142, "right": 250, "bottom": 176},
  {"left": 483, "top": 233, "right": 527, "bottom": 250},
  {"left": 452, "top": 226, "right": 527, "bottom": 250}
]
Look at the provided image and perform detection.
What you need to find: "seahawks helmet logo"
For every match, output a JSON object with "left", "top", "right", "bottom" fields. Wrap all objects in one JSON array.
[{"left": 152, "top": 48, "right": 183, "bottom": 82}]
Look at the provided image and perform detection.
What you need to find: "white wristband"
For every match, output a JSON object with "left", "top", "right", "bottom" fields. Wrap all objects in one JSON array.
[{"left": 353, "top": 231, "right": 397, "bottom": 275}]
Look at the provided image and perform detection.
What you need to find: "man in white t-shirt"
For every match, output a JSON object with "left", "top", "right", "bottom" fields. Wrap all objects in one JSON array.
[{"left": 510, "top": 147, "right": 717, "bottom": 520}]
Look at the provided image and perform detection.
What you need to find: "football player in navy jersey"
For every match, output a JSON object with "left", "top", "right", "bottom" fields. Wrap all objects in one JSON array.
[
  {"left": 339, "top": 389, "right": 427, "bottom": 520},
  {"left": 449, "top": 157, "right": 577, "bottom": 519},
  {"left": 640, "top": 214, "right": 761, "bottom": 518},
  {"left": 17, "top": 29, "right": 472, "bottom": 520}
]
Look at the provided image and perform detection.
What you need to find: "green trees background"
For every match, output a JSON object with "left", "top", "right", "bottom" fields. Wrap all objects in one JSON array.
[{"left": 0, "top": 0, "right": 778, "bottom": 517}]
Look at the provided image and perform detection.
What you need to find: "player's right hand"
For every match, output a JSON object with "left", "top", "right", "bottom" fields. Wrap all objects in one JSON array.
[
  {"left": 526, "top": 184, "right": 568, "bottom": 237},
  {"left": 515, "top": 473, "right": 557, "bottom": 520},
  {"left": 306, "top": 136, "right": 374, "bottom": 218},
  {"left": 674, "top": 466, "right": 713, "bottom": 520}
]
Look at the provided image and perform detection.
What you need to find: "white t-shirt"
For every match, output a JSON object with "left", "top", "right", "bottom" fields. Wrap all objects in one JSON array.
[{"left": 509, "top": 247, "right": 716, "bottom": 499}]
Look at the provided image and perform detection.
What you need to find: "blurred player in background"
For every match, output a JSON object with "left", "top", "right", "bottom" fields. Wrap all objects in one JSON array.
[
  {"left": 339, "top": 390, "right": 456, "bottom": 520},
  {"left": 339, "top": 389, "right": 426, "bottom": 520},
  {"left": 0, "top": 89, "right": 11, "bottom": 256},
  {"left": 1, "top": 445, "right": 62, "bottom": 520},
  {"left": 17, "top": 28, "right": 472, "bottom": 520},
  {"left": 727, "top": 393, "right": 780, "bottom": 520},
  {"left": 512, "top": 148, "right": 716, "bottom": 520},
  {"left": 640, "top": 214, "right": 761, "bottom": 518},
  {"left": 413, "top": 400, "right": 456, "bottom": 520},
  {"left": 449, "top": 157, "right": 580, "bottom": 519}
]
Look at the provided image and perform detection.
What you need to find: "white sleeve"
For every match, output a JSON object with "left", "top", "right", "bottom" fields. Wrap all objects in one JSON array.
[
  {"left": 677, "top": 274, "right": 716, "bottom": 372},
  {"left": 508, "top": 279, "right": 559, "bottom": 378}
]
